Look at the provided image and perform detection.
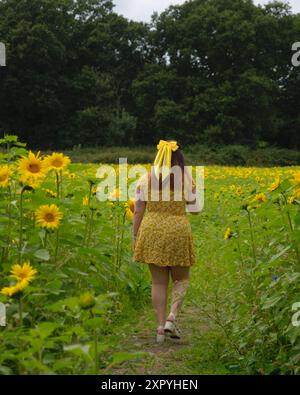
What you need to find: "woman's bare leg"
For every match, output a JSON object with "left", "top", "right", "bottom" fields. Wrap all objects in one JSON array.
[
  {"left": 149, "top": 264, "right": 170, "bottom": 329},
  {"left": 168, "top": 266, "right": 190, "bottom": 320}
]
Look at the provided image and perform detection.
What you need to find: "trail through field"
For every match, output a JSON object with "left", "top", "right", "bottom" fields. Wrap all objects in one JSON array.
[{"left": 106, "top": 298, "right": 230, "bottom": 375}]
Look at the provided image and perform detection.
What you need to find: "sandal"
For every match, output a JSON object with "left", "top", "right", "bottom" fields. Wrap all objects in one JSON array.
[
  {"left": 164, "top": 314, "right": 181, "bottom": 339},
  {"left": 156, "top": 326, "right": 165, "bottom": 344}
]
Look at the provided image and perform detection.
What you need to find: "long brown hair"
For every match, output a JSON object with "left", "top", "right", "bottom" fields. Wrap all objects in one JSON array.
[{"left": 150, "top": 141, "right": 186, "bottom": 191}]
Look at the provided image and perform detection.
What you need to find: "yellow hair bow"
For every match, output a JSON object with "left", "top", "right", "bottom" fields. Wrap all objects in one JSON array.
[{"left": 153, "top": 140, "right": 179, "bottom": 180}]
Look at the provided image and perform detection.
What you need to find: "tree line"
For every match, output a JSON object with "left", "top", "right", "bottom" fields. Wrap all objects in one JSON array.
[{"left": 0, "top": 0, "right": 300, "bottom": 149}]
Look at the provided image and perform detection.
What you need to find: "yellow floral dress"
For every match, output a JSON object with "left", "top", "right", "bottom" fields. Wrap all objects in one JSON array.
[{"left": 133, "top": 174, "right": 196, "bottom": 267}]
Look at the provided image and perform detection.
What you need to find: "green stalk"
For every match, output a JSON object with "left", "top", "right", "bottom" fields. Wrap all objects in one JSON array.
[
  {"left": 94, "top": 328, "right": 98, "bottom": 375},
  {"left": 18, "top": 188, "right": 25, "bottom": 263},
  {"left": 59, "top": 170, "right": 63, "bottom": 199},
  {"left": 281, "top": 192, "right": 300, "bottom": 265},
  {"left": 90, "top": 311, "right": 98, "bottom": 374},
  {"left": 84, "top": 183, "right": 93, "bottom": 246},
  {"left": 1, "top": 186, "right": 12, "bottom": 265},
  {"left": 117, "top": 210, "right": 126, "bottom": 270},
  {"left": 44, "top": 230, "right": 48, "bottom": 248},
  {"left": 86, "top": 210, "right": 95, "bottom": 247},
  {"left": 54, "top": 228, "right": 59, "bottom": 265},
  {"left": 18, "top": 297, "right": 23, "bottom": 325},
  {"left": 247, "top": 209, "right": 257, "bottom": 265},
  {"left": 55, "top": 171, "right": 60, "bottom": 199}
]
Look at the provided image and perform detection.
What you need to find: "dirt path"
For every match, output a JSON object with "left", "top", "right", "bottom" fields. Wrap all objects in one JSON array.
[{"left": 106, "top": 301, "right": 223, "bottom": 375}]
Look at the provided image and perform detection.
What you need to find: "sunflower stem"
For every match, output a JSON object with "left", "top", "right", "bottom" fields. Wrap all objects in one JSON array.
[
  {"left": 84, "top": 183, "right": 93, "bottom": 246},
  {"left": 55, "top": 171, "right": 60, "bottom": 199},
  {"left": 247, "top": 209, "right": 257, "bottom": 265},
  {"left": 281, "top": 192, "right": 300, "bottom": 266},
  {"left": 44, "top": 230, "right": 48, "bottom": 248},
  {"left": 59, "top": 170, "right": 63, "bottom": 199},
  {"left": 54, "top": 228, "right": 59, "bottom": 265},
  {"left": 18, "top": 298, "right": 23, "bottom": 325},
  {"left": 18, "top": 188, "right": 25, "bottom": 263}
]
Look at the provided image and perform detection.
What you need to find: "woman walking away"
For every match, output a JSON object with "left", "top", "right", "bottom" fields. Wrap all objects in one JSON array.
[{"left": 133, "top": 140, "right": 200, "bottom": 343}]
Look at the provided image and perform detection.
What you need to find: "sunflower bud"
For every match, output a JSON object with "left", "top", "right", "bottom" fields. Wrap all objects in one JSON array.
[{"left": 78, "top": 292, "right": 95, "bottom": 310}]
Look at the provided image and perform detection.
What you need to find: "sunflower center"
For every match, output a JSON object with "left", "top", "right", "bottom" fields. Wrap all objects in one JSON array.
[
  {"left": 0, "top": 174, "right": 8, "bottom": 182},
  {"left": 44, "top": 213, "right": 55, "bottom": 223},
  {"left": 29, "top": 163, "right": 41, "bottom": 173},
  {"left": 52, "top": 159, "right": 63, "bottom": 168}
]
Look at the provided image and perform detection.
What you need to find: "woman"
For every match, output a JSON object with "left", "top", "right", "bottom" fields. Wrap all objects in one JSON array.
[{"left": 133, "top": 140, "right": 200, "bottom": 343}]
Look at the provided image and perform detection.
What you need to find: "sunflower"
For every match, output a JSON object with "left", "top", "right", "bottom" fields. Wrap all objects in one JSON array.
[
  {"left": 290, "top": 171, "right": 300, "bottom": 187},
  {"left": 0, "top": 165, "right": 12, "bottom": 188},
  {"left": 19, "top": 151, "right": 47, "bottom": 188},
  {"left": 0, "top": 279, "right": 29, "bottom": 297},
  {"left": 288, "top": 196, "right": 296, "bottom": 205},
  {"left": 224, "top": 227, "right": 234, "bottom": 240},
  {"left": 252, "top": 193, "right": 267, "bottom": 203},
  {"left": 43, "top": 188, "right": 57, "bottom": 198},
  {"left": 126, "top": 199, "right": 135, "bottom": 214},
  {"left": 36, "top": 204, "right": 63, "bottom": 229},
  {"left": 82, "top": 196, "right": 89, "bottom": 206},
  {"left": 79, "top": 292, "right": 95, "bottom": 309},
  {"left": 268, "top": 177, "right": 281, "bottom": 192},
  {"left": 125, "top": 199, "right": 135, "bottom": 220},
  {"left": 45, "top": 152, "right": 71, "bottom": 171},
  {"left": 10, "top": 262, "right": 37, "bottom": 283}
]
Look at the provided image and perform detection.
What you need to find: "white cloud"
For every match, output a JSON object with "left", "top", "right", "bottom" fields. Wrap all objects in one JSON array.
[
  {"left": 113, "top": 0, "right": 186, "bottom": 22},
  {"left": 113, "top": 0, "right": 300, "bottom": 22},
  {"left": 254, "top": 0, "right": 300, "bottom": 12}
]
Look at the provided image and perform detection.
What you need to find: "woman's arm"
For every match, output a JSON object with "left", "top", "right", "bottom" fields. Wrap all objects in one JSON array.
[
  {"left": 186, "top": 180, "right": 201, "bottom": 215},
  {"left": 132, "top": 198, "right": 146, "bottom": 247}
]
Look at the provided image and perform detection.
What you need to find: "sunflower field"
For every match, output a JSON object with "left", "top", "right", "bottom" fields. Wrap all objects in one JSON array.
[{"left": 0, "top": 134, "right": 300, "bottom": 375}]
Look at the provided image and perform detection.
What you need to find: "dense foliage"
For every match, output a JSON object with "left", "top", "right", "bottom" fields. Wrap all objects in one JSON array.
[{"left": 0, "top": 0, "right": 300, "bottom": 149}]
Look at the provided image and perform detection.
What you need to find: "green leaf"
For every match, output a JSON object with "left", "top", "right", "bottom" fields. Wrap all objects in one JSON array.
[
  {"left": 268, "top": 246, "right": 291, "bottom": 263},
  {"left": 34, "top": 249, "right": 50, "bottom": 261},
  {"left": 109, "top": 352, "right": 148, "bottom": 367},
  {"left": 36, "top": 322, "right": 59, "bottom": 339},
  {"left": 262, "top": 296, "right": 283, "bottom": 310}
]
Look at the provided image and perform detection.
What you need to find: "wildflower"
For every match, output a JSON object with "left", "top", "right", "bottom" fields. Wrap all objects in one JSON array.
[
  {"left": 0, "top": 279, "right": 29, "bottom": 297},
  {"left": 82, "top": 196, "right": 89, "bottom": 206},
  {"left": 125, "top": 199, "right": 135, "bottom": 221},
  {"left": 268, "top": 177, "right": 281, "bottom": 192},
  {"left": 288, "top": 196, "right": 296, "bottom": 205},
  {"left": 252, "top": 193, "right": 267, "bottom": 203},
  {"left": 10, "top": 262, "right": 37, "bottom": 283},
  {"left": 295, "top": 188, "right": 300, "bottom": 199},
  {"left": 290, "top": 171, "right": 300, "bottom": 187},
  {"left": 224, "top": 227, "right": 234, "bottom": 240},
  {"left": 43, "top": 188, "right": 57, "bottom": 198},
  {"left": 44, "top": 152, "right": 71, "bottom": 171},
  {"left": 36, "top": 204, "right": 63, "bottom": 230},
  {"left": 18, "top": 151, "right": 47, "bottom": 188},
  {"left": 79, "top": 292, "right": 95, "bottom": 309},
  {"left": 0, "top": 165, "right": 12, "bottom": 188}
]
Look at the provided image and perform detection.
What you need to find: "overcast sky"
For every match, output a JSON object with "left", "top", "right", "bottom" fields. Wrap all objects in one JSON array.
[{"left": 113, "top": 0, "right": 300, "bottom": 22}]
